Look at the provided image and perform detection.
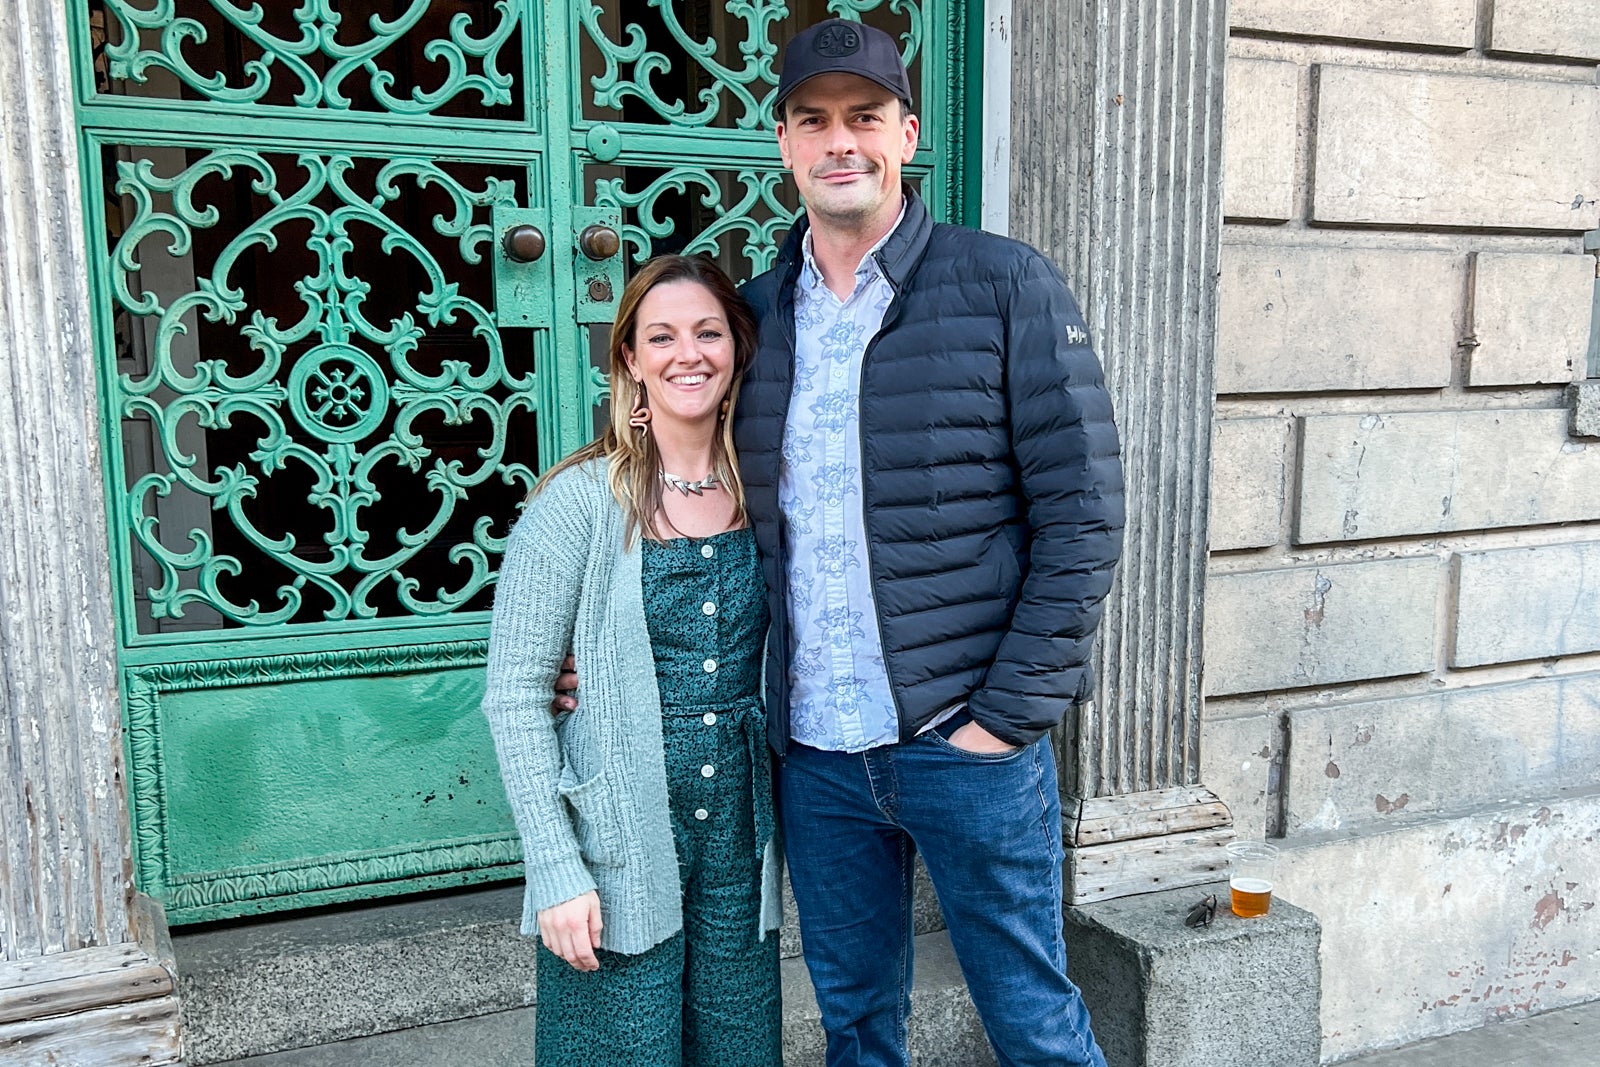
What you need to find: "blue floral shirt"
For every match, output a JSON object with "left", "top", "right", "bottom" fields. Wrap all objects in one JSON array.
[{"left": 779, "top": 209, "right": 904, "bottom": 752}]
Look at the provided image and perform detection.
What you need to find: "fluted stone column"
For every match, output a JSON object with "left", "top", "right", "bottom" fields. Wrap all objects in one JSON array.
[
  {"left": 1011, "top": 0, "right": 1235, "bottom": 903},
  {"left": 0, "top": 2, "right": 181, "bottom": 1061}
]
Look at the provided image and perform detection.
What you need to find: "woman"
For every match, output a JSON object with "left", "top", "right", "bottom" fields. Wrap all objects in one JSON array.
[{"left": 481, "top": 254, "right": 780, "bottom": 1066}]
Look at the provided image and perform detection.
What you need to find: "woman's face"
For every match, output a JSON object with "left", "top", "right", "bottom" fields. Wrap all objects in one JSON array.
[{"left": 622, "top": 280, "right": 736, "bottom": 433}]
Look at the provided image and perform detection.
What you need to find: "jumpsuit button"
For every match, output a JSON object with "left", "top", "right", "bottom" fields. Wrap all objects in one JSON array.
[
  {"left": 703, "top": 712, "right": 718, "bottom": 726},
  {"left": 701, "top": 764, "right": 716, "bottom": 778},
  {"left": 701, "top": 544, "right": 715, "bottom": 558},
  {"left": 703, "top": 658, "right": 717, "bottom": 673},
  {"left": 694, "top": 808, "right": 709, "bottom": 821},
  {"left": 702, "top": 601, "right": 716, "bottom": 616}
]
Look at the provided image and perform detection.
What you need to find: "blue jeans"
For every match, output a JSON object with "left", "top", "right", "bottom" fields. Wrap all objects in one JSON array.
[{"left": 781, "top": 722, "right": 1107, "bottom": 1067}]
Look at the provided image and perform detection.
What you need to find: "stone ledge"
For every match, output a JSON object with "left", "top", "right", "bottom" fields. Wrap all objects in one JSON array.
[
  {"left": 208, "top": 929, "right": 992, "bottom": 1067},
  {"left": 1277, "top": 789, "right": 1600, "bottom": 1060},
  {"left": 1065, "top": 885, "right": 1322, "bottom": 1067},
  {"left": 1571, "top": 382, "right": 1600, "bottom": 439},
  {"left": 175, "top": 871, "right": 948, "bottom": 1064}
]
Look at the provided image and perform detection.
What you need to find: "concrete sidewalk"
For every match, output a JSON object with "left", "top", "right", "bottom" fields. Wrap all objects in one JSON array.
[
  {"left": 216, "top": 997, "right": 1599, "bottom": 1066},
  {"left": 1341, "top": 999, "right": 1598, "bottom": 1066}
]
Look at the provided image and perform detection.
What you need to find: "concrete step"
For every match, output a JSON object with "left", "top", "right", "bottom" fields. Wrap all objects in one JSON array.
[
  {"left": 1339, "top": 998, "right": 1600, "bottom": 1066},
  {"left": 209, "top": 928, "right": 994, "bottom": 1067},
  {"left": 175, "top": 869, "right": 946, "bottom": 1064}
]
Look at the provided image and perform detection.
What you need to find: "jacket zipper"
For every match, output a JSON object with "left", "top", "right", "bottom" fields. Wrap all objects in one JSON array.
[
  {"left": 773, "top": 266, "right": 801, "bottom": 749},
  {"left": 859, "top": 249, "right": 912, "bottom": 742}
]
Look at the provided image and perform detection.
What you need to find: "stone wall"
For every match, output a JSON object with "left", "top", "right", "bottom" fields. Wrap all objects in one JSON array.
[{"left": 1208, "top": 2, "right": 1600, "bottom": 1059}]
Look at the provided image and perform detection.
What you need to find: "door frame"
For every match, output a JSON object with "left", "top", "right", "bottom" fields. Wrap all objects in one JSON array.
[{"left": 66, "top": 0, "right": 984, "bottom": 924}]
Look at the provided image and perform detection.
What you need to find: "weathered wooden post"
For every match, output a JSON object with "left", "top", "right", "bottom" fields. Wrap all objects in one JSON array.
[
  {"left": 0, "top": 1, "right": 182, "bottom": 1061},
  {"left": 1010, "top": 0, "right": 1236, "bottom": 901}
]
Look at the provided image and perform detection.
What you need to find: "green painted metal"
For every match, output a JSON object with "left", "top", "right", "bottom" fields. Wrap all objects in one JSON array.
[
  {"left": 960, "top": 0, "right": 984, "bottom": 230},
  {"left": 69, "top": 0, "right": 973, "bottom": 924},
  {"left": 110, "top": 150, "right": 538, "bottom": 626},
  {"left": 102, "top": 0, "right": 528, "bottom": 116}
]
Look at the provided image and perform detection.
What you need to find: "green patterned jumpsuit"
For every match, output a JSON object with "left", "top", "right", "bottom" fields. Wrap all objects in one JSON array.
[{"left": 533, "top": 528, "right": 781, "bottom": 1066}]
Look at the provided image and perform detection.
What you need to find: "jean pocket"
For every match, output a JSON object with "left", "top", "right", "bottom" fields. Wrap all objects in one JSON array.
[
  {"left": 558, "top": 770, "right": 624, "bottom": 868},
  {"left": 926, "top": 730, "right": 1028, "bottom": 763}
]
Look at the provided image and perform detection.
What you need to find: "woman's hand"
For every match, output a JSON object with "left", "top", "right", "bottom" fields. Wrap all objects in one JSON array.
[
  {"left": 551, "top": 653, "right": 579, "bottom": 714},
  {"left": 538, "top": 890, "right": 604, "bottom": 971}
]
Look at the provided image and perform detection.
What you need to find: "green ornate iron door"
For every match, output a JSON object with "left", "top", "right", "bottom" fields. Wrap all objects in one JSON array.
[{"left": 70, "top": 0, "right": 971, "bottom": 923}]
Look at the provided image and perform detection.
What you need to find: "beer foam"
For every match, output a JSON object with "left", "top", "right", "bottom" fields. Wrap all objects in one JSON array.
[{"left": 1229, "top": 877, "right": 1273, "bottom": 893}]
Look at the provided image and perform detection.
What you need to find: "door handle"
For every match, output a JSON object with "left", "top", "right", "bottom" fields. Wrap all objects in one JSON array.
[
  {"left": 573, "top": 208, "right": 623, "bottom": 324},
  {"left": 492, "top": 207, "right": 551, "bottom": 327},
  {"left": 578, "top": 224, "right": 621, "bottom": 261},
  {"left": 504, "top": 224, "right": 547, "bottom": 263}
]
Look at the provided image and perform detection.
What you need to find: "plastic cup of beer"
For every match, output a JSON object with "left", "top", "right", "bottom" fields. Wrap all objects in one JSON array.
[{"left": 1226, "top": 841, "right": 1278, "bottom": 918}]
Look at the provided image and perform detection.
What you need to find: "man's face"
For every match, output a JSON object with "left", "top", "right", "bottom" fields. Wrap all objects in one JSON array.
[{"left": 776, "top": 73, "right": 919, "bottom": 230}]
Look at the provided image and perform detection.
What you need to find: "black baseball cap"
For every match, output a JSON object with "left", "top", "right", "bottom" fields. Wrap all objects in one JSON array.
[{"left": 774, "top": 18, "right": 913, "bottom": 113}]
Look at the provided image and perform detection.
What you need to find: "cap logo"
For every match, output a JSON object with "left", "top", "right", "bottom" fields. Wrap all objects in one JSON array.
[{"left": 814, "top": 24, "right": 862, "bottom": 58}]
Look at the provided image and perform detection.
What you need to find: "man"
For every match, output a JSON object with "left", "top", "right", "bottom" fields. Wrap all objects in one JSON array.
[
  {"left": 736, "top": 18, "right": 1124, "bottom": 1067},
  {"left": 555, "top": 18, "right": 1124, "bottom": 1066}
]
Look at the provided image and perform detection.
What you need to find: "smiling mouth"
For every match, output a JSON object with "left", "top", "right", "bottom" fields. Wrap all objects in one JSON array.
[{"left": 668, "top": 373, "right": 709, "bottom": 386}]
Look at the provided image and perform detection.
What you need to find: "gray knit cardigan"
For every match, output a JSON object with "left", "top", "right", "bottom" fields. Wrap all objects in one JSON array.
[{"left": 481, "top": 458, "right": 781, "bottom": 955}]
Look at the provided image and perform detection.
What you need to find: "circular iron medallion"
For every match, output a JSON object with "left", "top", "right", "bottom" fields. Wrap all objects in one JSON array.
[{"left": 287, "top": 343, "right": 390, "bottom": 444}]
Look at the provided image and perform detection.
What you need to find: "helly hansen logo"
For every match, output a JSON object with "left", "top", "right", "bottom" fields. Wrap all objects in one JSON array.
[{"left": 1065, "top": 324, "right": 1088, "bottom": 345}]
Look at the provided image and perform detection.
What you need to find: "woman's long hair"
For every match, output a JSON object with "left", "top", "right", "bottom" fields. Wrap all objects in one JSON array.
[{"left": 534, "top": 254, "right": 759, "bottom": 544}]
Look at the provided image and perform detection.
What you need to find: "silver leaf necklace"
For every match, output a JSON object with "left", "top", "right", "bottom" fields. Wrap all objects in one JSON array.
[{"left": 660, "top": 469, "right": 720, "bottom": 496}]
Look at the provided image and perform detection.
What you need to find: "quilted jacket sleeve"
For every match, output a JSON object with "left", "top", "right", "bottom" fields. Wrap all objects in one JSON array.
[{"left": 965, "top": 251, "right": 1126, "bottom": 747}]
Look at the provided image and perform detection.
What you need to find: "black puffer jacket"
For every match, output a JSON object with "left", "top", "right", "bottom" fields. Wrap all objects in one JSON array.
[{"left": 735, "top": 190, "right": 1125, "bottom": 752}]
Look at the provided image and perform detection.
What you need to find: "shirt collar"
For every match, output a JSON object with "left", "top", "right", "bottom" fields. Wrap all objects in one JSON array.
[{"left": 799, "top": 199, "right": 908, "bottom": 293}]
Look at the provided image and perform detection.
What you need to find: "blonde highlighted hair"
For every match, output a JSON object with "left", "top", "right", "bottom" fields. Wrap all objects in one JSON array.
[{"left": 534, "top": 254, "right": 758, "bottom": 544}]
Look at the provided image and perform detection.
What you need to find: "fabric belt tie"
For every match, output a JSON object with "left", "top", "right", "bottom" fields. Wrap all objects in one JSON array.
[{"left": 660, "top": 694, "right": 772, "bottom": 861}]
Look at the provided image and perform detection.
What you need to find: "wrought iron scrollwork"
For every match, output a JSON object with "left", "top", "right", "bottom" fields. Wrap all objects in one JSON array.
[
  {"left": 103, "top": 0, "right": 521, "bottom": 115},
  {"left": 578, "top": 0, "right": 923, "bottom": 129},
  {"left": 112, "top": 149, "right": 537, "bottom": 626},
  {"left": 593, "top": 166, "right": 796, "bottom": 277}
]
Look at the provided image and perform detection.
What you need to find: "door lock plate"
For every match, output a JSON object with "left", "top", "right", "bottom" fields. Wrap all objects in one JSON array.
[
  {"left": 573, "top": 206, "right": 624, "bottom": 325},
  {"left": 493, "top": 205, "right": 552, "bottom": 328}
]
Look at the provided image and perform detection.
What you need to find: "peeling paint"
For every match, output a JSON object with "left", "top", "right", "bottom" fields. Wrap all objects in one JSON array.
[
  {"left": 1532, "top": 891, "right": 1566, "bottom": 931},
  {"left": 1304, "top": 573, "right": 1334, "bottom": 627},
  {"left": 1375, "top": 793, "right": 1410, "bottom": 814}
]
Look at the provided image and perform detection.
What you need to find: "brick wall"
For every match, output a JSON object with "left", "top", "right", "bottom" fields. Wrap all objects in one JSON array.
[{"left": 1207, "top": 1, "right": 1600, "bottom": 1057}]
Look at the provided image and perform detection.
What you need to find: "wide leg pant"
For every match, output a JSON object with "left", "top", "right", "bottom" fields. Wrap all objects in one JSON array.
[{"left": 533, "top": 706, "right": 780, "bottom": 1066}]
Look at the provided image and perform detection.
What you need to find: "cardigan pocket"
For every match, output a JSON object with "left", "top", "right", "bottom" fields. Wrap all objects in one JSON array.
[{"left": 557, "top": 769, "right": 624, "bottom": 869}]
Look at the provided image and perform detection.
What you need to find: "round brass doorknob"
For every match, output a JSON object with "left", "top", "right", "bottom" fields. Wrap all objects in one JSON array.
[
  {"left": 579, "top": 224, "right": 621, "bottom": 260},
  {"left": 504, "top": 224, "right": 546, "bottom": 263}
]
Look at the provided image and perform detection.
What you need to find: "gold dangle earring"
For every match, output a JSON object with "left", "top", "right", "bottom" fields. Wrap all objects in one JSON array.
[{"left": 628, "top": 380, "right": 652, "bottom": 432}]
